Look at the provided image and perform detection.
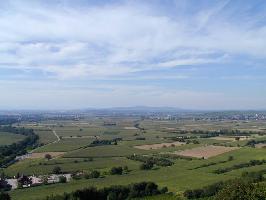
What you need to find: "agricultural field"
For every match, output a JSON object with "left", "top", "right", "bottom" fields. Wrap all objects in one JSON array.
[
  {"left": 0, "top": 132, "right": 26, "bottom": 146},
  {"left": 174, "top": 145, "right": 239, "bottom": 159},
  {"left": 1, "top": 116, "right": 266, "bottom": 200}
]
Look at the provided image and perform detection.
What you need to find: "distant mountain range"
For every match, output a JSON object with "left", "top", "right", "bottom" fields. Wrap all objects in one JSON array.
[{"left": 84, "top": 106, "right": 185, "bottom": 112}]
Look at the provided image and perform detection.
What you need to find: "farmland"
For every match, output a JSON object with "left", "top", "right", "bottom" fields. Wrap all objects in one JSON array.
[
  {"left": 174, "top": 145, "right": 239, "bottom": 159},
  {"left": 0, "top": 132, "right": 26, "bottom": 146},
  {"left": 0, "top": 113, "right": 266, "bottom": 200}
]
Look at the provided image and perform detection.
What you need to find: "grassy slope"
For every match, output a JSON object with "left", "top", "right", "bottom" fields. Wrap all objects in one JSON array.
[{"left": 9, "top": 147, "right": 266, "bottom": 200}]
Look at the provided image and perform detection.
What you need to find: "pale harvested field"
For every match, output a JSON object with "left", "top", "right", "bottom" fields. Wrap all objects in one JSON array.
[
  {"left": 256, "top": 143, "right": 266, "bottom": 148},
  {"left": 162, "top": 127, "right": 176, "bottom": 130},
  {"left": 124, "top": 127, "right": 138, "bottom": 130},
  {"left": 134, "top": 141, "right": 185, "bottom": 150},
  {"left": 29, "top": 152, "right": 65, "bottom": 159},
  {"left": 212, "top": 136, "right": 249, "bottom": 141},
  {"left": 174, "top": 145, "right": 239, "bottom": 159}
]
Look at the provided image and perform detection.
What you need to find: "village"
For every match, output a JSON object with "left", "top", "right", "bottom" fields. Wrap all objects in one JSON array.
[{"left": 2, "top": 173, "right": 72, "bottom": 190}]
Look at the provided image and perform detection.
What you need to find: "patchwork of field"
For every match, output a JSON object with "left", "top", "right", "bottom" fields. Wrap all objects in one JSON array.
[
  {"left": 140, "top": 119, "right": 266, "bottom": 133},
  {"left": 34, "top": 129, "right": 57, "bottom": 145},
  {"left": 5, "top": 117, "right": 266, "bottom": 200},
  {"left": 174, "top": 145, "right": 239, "bottom": 159}
]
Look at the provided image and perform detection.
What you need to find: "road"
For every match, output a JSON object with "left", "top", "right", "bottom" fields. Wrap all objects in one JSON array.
[{"left": 52, "top": 129, "right": 60, "bottom": 143}]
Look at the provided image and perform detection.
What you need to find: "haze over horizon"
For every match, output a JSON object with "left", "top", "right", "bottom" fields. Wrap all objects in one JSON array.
[{"left": 1, "top": 0, "right": 266, "bottom": 110}]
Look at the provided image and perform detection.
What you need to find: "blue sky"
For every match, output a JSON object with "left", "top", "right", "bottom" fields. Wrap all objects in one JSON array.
[{"left": 0, "top": 0, "right": 266, "bottom": 110}]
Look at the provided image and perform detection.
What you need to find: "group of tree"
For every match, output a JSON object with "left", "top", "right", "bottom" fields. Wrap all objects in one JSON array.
[
  {"left": 186, "top": 140, "right": 200, "bottom": 144},
  {"left": 89, "top": 138, "right": 122, "bottom": 147},
  {"left": 140, "top": 161, "right": 154, "bottom": 170},
  {"left": 84, "top": 170, "right": 100, "bottom": 179},
  {"left": 246, "top": 139, "right": 266, "bottom": 148},
  {"left": 213, "top": 159, "right": 266, "bottom": 174},
  {"left": 127, "top": 155, "right": 173, "bottom": 169},
  {"left": 110, "top": 167, "right": 124, "bottom": 175},
  {"left": 0, "top": 173, "right": 11, "bottom": 192},
  {"left": 44, "top": 181, "right": 167, "bottom": 200},
  {"left": 52, "top": 166, "right": 62, "bottom": 174},
  {"left": 17, "top": 174, "right": 32, "bottom": 188},
  {"left": 0, "top": 126, "right": 39, "bottom": 168},
  {"left": 214, "top": 179, "right": 266, "bottom": 200},
  {"left": 184, "top": 170, "right": 266, "bottom": 199}
]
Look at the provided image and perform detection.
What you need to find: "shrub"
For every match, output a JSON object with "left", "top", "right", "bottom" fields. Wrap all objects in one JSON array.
[
  {"left": 52, "top": 166, "right": 62, "bottom": 174},
  {"left": 58, "top": 176, "right": 67, "bottom": 183},
  {"left": 140, "top": 161, "right": 154, "bottom": 170},
  {"left": 44, "top": 154, "right": 52, "bottom": 160},
  {"left": 110, "top": 167, "right": 123, "bottom": 175},
  {"left": 85, "top": 170, "right": 100, "bottom": 179},
  {"left": 123, "top": 166, "right": 129, "bottom": 172},
  {"left": 228, "top": 156, "right": 234, "bottom": 161}
]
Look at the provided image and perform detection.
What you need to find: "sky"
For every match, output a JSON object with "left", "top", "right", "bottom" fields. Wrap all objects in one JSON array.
[{"left": 0, "top": 0, "right": 266, "bottom": 110}]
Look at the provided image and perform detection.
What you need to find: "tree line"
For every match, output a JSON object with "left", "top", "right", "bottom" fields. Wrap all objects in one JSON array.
[
  {"left": 213, "top": 159, "right": 266, "bottom": 174},
  {"left": 44, "top": 181, "right": 167, "bottom": 200}
]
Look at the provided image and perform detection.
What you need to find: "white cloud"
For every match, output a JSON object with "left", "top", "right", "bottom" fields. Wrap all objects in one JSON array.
[
  {"left": 0, "top": 1, "right": 266, "bottom": 109},
  {"left": 0, "top": 1, "right": 265, "bottom": 79}
]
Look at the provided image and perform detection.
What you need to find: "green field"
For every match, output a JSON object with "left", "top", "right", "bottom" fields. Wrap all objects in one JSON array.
[
  {"left": 34, "top": 138, "right": 94, "bottom": 152},
  {"left": 0, "top": 132, "right": 25, "bottom": 146}
]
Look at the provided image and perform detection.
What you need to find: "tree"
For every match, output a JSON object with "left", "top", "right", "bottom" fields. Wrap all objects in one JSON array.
[
  {"left": 85, "top": 170, "right": 100, "bottom": 179},
  {"left": 58, "top": 176, "right": 67, "bottom": 183},
  {"left": 215, "top": 180, "right": 266, "bottom": 200},
  {"left": 123, "top": 166, "right": 129, "bottom": 172},
  {"left": 140, "top": 161, "right": 153, "bottom": 170},
  {"left": 17, "top": 175, "right": 32, "bottom": 187},
  {"left": 228, "top": 155, "right": 234, "bottom": 161},
  {"left": 44, "top": 154, "right": 52, "bottom": 160},
  {"left": 0, "top": 192, "right": 11, "bottom": 200},
  {"left": 110, "top": 167, "right": 123, "bottom": 175},
  {"left": 52, "top": 166, "right": 62, "bottom": 174},
  {"left": 0, "top": 179, "right": 11, "bottom": 191}
]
